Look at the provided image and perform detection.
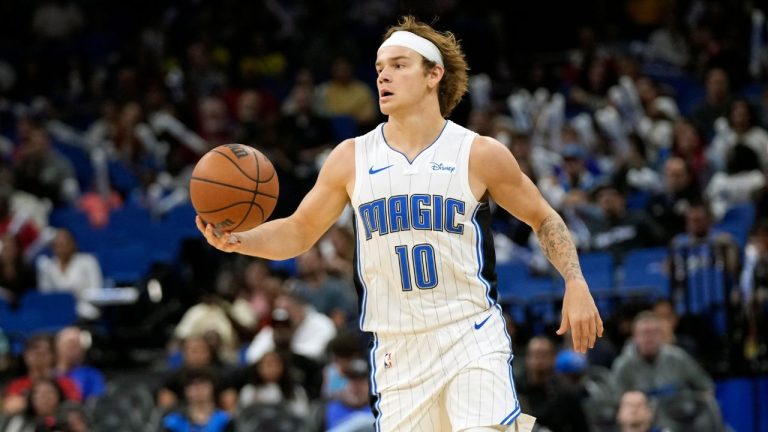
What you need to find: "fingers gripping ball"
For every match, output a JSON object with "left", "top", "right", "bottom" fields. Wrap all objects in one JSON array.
[{"left": 190, "top": 144, "right": 279, "bottom": 232}]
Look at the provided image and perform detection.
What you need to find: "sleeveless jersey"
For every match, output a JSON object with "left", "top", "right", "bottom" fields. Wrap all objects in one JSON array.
[{"left": 351, "top": 120, "right": 498, "bottom": 334}]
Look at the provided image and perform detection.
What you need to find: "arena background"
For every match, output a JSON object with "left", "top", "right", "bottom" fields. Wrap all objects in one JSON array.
[{"left": 0, "top": 0, "right": 766, "bottom": 431}]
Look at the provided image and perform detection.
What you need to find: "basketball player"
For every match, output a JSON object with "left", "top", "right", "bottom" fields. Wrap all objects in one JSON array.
[{"left": 197, "top": 16, "right": 603, "bottom": 432}]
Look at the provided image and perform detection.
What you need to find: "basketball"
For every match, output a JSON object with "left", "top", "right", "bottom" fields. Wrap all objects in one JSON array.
[{"left": 189, "top": 144, "right": 279, "bottom": 232}]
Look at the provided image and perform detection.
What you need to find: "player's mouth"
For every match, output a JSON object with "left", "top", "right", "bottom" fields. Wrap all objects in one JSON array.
[{"left": 379, "top": 90, "right": 394, "bottom": 101}]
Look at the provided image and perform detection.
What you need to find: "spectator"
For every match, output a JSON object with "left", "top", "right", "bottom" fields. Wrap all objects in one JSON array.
[
  {"left": 239, "top": 259, "right": 281, "bottom": 330},
  {"left": 671, "top": 202, "right": 740, "bottom": 272},
  {"left": 539, "top": 143, "right": 600, "bottom": 212},
  {"left": 670, "top": 119, "right": 709, "bottom": 184},
  {"left": 237, "top": 350, "right": 309, "bottom": 417},
  {"left": 737, "top": 219, "right": 768, "bottom": 366},
  {"left": 741, "top": 219, "right": 768, "bottom": 304},
  {"left": 0, "top": 234, "right": 36, "bottom": 308},
  {"left": 244, "top": 305, "right": 327, "bottom": 399},
  {"left": 507, "top": 128, "right": 560, "bottom": 183},
  {"left": 635, "top": 77, "right": 679, "bottom": 162},
  {"left": 109, "top": 101, "right": 165, "bottom": 171},
  {"left": 1, "top": 378, "right": 69, "bottom": 432},
  {"left": 646, "top": 157, "right": 702, "bottom": 242},
  {"left": 324, "top": 358, "right": 375, "bottom": 431},
  {"left": 197, "top": 96, "right": 234, "bottom": 148},
  {"left": 35, "top": 228, "right": 103, "bottom": 319},
  {"left": 0, "top": 191, "right": 40, "bottom": 255},
  {"left": 616, "top": 390, "right": 668, "bottom": 432},
  {"left": 611, "top": 134, "right": 663, "bottom": 206},
  {"left": 584, "top": 183, "right": 665, "bottom": 262},
  {"left": 245, "top": 290, "right": 336, "bottom": 364},
  {"left": 12, "top": 127, "right": 79, "bottom": 206},
  {"left": 290, "top": 245, "right": 356, "bottom": 327},
  {"left": 157, "top": 335, "right": 234, "bottom": 412},
  {"left": 569, "top": 58, "right": 615, "bottom": 112},
  {"left": 173, "top": 268, "right": 258, "bottom": 364},
  {"left": 652, "top": 299, "right": 698, "bottom": 357},
  {"left": 708, "top": 99, "right": 768, "bottom": 172},
  {"left": 315, "top": 56, "right": 377, "bottom": 129},
  {"left": 323, "top": 330, "right": 365, "bottom": 399},
  {"left": 690, "top": 68, "right": 733, "bottom": 139},
  {"left": 645, "top": 12, "right": 691, "bottom": 68},
  {"left": 162, "top": 368, "right": 233, "bottom": 432},
  {"left": 3, "top": 334, "right": 81, "bottom": 415},
  {"left": 515, "top": 337, "right": 590, "bottom": 432},
  {"left": 54, "top": 327, "right": 105, "bottom": 401},
  {"left": 279, "top": 83, "right": 335, "bottom": 188},
  {"left": 320, "top": 224, "right": 356, "bottom": 281},
  {"left": 612, "top": 312, "right": 715, "bottom": 399},
  {"left": 704, "top": 143, "right": 765, "bottom": 221}
]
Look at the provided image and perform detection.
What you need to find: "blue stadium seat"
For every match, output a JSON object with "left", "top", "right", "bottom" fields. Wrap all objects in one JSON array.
[
  {"left": 578, "top": 252, "right": 615, "bottom": 313},
  {"left": 715, "top": 202, "right": 756, "bottom": 248},
  {"left": 48, "top": 207, "right": 105, "bottom": 252},
  {"left": 53, "top": 142, "right": 94, "bottom": 190},
  {"left": 619, "top": 247, "right": 670, "bottom": 298},
  {"left": 96, "top": 244, "right": 152, "bottom": 284},
  {"left": 716, "top": 378, "right": 756, "bottom": 432},
  {"left": 163, "top": 203, "right": 199, "bottom": 239},
  {"left": 107, "top": 159, "right": 139, "bottom": 194},
  {"left": 579, "top": 252, "right": 614, "bottom": 292},
  {"left": 8, "top": 292, "right": 78, "bottom": 333}
]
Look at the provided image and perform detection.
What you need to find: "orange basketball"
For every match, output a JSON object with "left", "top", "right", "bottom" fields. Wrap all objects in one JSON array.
[{"left": 189, "top": 144, "right": 279, "bottom": 232}]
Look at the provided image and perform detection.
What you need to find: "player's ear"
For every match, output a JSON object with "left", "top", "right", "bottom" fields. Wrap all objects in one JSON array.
[{"left": 426, "top": 64, "right": 444, "bottom": 90}]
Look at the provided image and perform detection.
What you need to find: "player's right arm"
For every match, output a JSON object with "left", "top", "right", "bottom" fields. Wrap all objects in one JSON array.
[{"left": 196, "top": 139, "right": 355, "bottom": 260}]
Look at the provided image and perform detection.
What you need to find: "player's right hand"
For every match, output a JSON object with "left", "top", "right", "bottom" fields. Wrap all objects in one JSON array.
[{"left": 196, "top": 215, "right": 242, "bottom": 253}]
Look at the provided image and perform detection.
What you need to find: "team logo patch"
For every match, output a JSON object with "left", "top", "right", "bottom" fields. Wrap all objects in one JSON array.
[
  {"left": 384, "top": 352, "right": 393, "bottom": 368},
  {"left": 428, "top": 161, "right": 456, "bottom": 173}
]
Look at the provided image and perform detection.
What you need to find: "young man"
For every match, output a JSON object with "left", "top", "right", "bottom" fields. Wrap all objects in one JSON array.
[{"left": 198, "top": 16, "right": 603, "bottom": 432}]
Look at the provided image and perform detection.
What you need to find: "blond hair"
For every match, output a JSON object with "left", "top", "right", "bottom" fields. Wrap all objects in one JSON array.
[{"left": 383, "top": 16, "right": 469, "bottom": 117}]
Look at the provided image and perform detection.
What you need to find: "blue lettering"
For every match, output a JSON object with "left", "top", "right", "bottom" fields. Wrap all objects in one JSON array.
[
  {"left": 357, "top": 195, "right": 465, "bottom": 239},
  {"left": 432, "top": 195, "right": 444, "bottom": 231},
  {"left": 445, "top": 199, "right": 465, "bottom": 234},
  {"left": 410, "top": 194, "right": 431, "bottom": 230},
  {"left": 359, "top": 198, "right": 388, "bottom": 240},
  {"left": 388, "top": 195, "right": 409, "bottom": 233}
]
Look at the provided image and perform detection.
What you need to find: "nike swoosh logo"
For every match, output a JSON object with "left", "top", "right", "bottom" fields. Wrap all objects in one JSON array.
[
  {"left": 474, "top": 314, "right": 492, "bottom": 330},
  {"left": 369, "top": 164, "right": 394, "bottom": 175}
]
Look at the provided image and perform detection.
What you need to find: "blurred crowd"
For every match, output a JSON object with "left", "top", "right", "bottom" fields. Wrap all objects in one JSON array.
[{"left": 0, "top": 0, "right": 767, "bottom": 431}]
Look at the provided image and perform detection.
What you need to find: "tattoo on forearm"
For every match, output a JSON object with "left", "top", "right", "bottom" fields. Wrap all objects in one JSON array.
[{"left": 537, "top": 213, "right": 584, "bottom": 282}]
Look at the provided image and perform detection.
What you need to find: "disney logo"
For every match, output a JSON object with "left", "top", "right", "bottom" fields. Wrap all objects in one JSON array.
[{"left": 429, "top": 162, "right": 456, "bottom": 173}]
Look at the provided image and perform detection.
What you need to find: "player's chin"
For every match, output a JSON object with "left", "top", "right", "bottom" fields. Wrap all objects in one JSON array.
[{"left": 379, "top": 101, "right": 394, "bottom": 115}]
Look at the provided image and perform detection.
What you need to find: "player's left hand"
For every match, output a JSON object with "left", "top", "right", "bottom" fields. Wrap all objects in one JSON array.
[{"left": 557, "top": 279, "right": 603, "bottom": 353}]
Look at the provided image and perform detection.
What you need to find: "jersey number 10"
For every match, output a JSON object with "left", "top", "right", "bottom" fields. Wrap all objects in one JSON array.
[{"left": 394, "top": 244, "right": 438, "bottom": 291}]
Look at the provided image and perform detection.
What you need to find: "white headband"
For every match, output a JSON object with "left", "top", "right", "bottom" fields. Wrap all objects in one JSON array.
[{"left": 379, "top": 31, "right": 444, "bottom": 66}]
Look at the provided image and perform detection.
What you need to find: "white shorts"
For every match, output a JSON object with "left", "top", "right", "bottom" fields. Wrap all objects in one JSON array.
[{"left": 369, "top": 305, "right": 521, "bottom": 431}]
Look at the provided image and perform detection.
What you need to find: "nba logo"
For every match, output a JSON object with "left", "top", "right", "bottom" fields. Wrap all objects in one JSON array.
[{"left": 384, "top": 353, "right": 393, "bottom": 369}]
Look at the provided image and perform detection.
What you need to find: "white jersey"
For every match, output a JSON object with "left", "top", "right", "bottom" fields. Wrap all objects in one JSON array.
[{"left": 351, "top": 120, "right": 499, "bottom": 334}]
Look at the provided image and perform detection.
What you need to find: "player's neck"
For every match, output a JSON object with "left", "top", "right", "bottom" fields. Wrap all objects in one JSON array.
[{"left": 385, "top": 107, "right": 446, "bottom": 159}]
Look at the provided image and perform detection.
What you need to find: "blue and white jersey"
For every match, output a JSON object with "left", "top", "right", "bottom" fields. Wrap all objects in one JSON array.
[{"left": 351, "top": 120, "right": 498, "bottom": 334}]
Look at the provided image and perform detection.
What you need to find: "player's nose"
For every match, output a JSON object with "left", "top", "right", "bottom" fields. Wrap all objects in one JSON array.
[{"left": 377, "top": 71, "right": 391, "bottom": 84}]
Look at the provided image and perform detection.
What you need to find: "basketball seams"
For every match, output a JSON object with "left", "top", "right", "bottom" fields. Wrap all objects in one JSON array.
[
  {"left": 196, "top": 201, "right": 266, "bottom": 214},
  {"left": 211, "top": 149, "right": 262, "bottom": 183},
  {"left": 190, "top": 177, "right": 255, "bottom": 194}
]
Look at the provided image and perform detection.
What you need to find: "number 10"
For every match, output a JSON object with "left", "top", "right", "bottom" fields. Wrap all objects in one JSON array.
[{"left": 394, "top": 243, "right": 438, "bottom": 291}]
